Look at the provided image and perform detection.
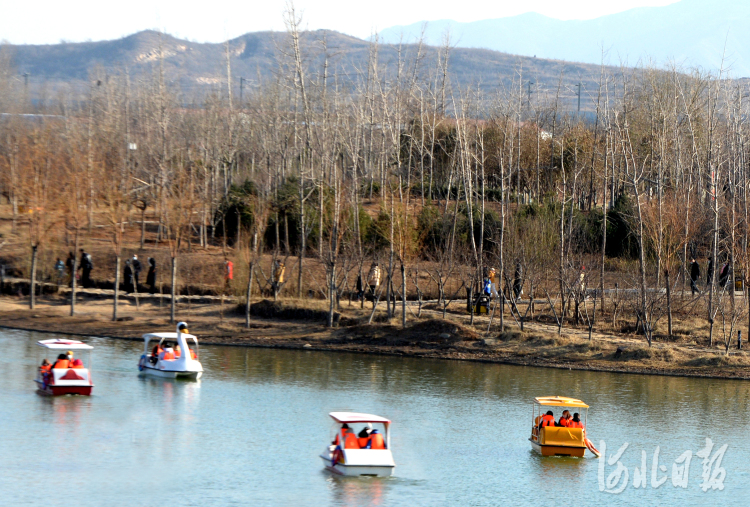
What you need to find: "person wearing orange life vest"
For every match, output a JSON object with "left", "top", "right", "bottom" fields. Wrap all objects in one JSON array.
[
  {"left": 358, "top": 425, "right": 373, "bottom": 447},
  {"left": 366, "top": 429, "right": 386, "bottom": 449},
  {"left": 333, "top": 424, "right": 350, "bottom": 446},
  {"left": 538, "top": 410, "right": 556, "bottom": 430},
  {"left": 343, "top": 428, "right": 361, "bottom": 449},
  {"left": 569, "top": 413, "right": 584, "bottom": 429},
  {"left": 558, "top": 410, "right": 572, "bottom": 427},
  {"left": 52, "top": 353, "right": 70, "bottom": 369}
]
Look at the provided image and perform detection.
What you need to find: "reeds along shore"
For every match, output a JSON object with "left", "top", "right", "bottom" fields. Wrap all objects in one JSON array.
[{"left": 1, "top": 19, "right": 750, "bottom": 353}]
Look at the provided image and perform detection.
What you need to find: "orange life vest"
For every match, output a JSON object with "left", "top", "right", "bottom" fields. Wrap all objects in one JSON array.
[
  {"left": 344, "top": 432, "right": 360, "bottom": 449},
  {"left": 71, "top": 359, "right": 84, "bottom": 369},
  {"left": 558, "top": 417, "right": 570, "bottom": 427},
  {"left": 53, "top": 359, "right": 70, "bottom": 369},
  {"left": 358, "top": 437, "right": 370, "bottom": 448},
  {"left": 40, "top": 364, "right": 51, "bottom": 374},
  {"left": 163, "top": 351, "right": 175, "bottom": 360},
  {"left": 569, "top": 420, "right": 583, "bottom": 428},
  {"left": 539, "top": 414, "right": 555, "bottom": 428},
  {"left": 334, "top": 428, "right": 347, "bottom": 446},
  {"left": 175, "top": 346, "right": 182, "bottom": 358},
  {"left": 368, "top": 433, "right": 386, "bottom": 450},
  {"left": 190, "top": 349, "right": 197, "bottom": 359}
]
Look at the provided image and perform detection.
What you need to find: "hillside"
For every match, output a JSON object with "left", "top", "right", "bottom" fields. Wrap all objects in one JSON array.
[
  {"left": 2, "top": 29, "right": 616, "bottom": 111},
  {"left": 380, "top": 0, "right": 750, "bottom": 77}
]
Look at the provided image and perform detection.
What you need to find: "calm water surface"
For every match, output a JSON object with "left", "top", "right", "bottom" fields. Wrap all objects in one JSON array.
[{"left": 1, "top": 328, "right": 747, "bottom": 506}]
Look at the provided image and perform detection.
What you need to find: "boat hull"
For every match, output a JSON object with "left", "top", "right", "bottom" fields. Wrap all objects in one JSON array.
[
  {"left": 530, "top": 439, "right": 585, "bottom": 457},
  {"left": 320, "top": 456, "right": 394, "bottom": 477},
  {"left": 34, "top": 380, "right": 92, "bottom": 396},
  {"left": 139, "top": 365, "right": 202, "bottom": 379}
]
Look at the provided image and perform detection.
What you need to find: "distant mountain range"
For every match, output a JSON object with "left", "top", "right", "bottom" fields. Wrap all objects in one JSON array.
[
  {"left": 380, "top": 0, "right": 750, "bottom": 77},
  {"left": 1, "top": 30, "right": 615, "bottom": 112}
]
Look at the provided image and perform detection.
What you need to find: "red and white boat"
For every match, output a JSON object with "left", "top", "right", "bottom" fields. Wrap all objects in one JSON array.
[{"left": 35, "top": 339, "right": 94, "bottom": 396}]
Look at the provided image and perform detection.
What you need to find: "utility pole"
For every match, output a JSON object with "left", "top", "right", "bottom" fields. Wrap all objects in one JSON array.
[
  {"left": 576, "top": 82, "right": 582, "bottom": 118},
  {"left": 240, "top": 77, "right": 246, "bottom": 104}
]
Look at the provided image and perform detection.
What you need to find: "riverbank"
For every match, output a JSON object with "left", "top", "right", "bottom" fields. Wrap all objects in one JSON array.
[{"left": 2, "top": 295, "right": 749, "bottom": 380}]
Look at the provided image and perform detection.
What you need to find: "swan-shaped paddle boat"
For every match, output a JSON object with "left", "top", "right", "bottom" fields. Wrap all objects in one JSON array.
[
  {"left": 35, "top": 339, "right": 94, "bottom": 396},
  {"left": 530, "top": 396, "right": 600, "bottom": 457},
  {"left": 138, "top": 322, "right": 203, "bottom": 379},
  {"left": 320, "top": 412, "right": 396, "bottom": 477}
]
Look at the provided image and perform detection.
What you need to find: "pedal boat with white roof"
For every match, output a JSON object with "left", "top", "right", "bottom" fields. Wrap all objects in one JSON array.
[
  {"left": 530, "top": 396, "right": 600, "bottom": 457},
  {"left": 320, "top": 412, "right": 396, "bottom": 477},
  {"left": 138, "top": 322, "right": 203, "bottom": 380},
  {"left": 35, "top": 339, "right": 94, "bottom": 396}
]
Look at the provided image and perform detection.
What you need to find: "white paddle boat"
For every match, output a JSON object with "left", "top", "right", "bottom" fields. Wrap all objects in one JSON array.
[
  {"left": 138, "top": 322, "right": 203, "bottom": 379},
  {"left": 35, "top": 339, "right": 94, "bottom": 396},
  {"left": 320, "top": 412, "right": 395, "bottom": 477}
]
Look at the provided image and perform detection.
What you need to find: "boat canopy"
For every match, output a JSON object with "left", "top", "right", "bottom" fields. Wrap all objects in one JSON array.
[
  {"left": 534, "top": 396, "right": 589, "bottom": 408},
  {"left": 37, "top": 339, "right": 93, "bottom": 350},
  {"left": 329, "top": 412, "right": 391, "bottom": 424},
  {"left": 142, "top": 332, "right": 197, "bottom": 341}
]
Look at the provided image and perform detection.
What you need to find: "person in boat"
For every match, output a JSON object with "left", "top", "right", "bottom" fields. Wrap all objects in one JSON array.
[
  {"left": 333, "top": 424, "right": 350, "bottom": 446},
  {"left": 358, "top": 425, "right": 373, "bottom": 447},
  {"left": 71, "top": 358, "right": 84, "bottom": 369},
  {"left": 343, "top": 428, "right": 360, "bottom": 449},
  {"left": 366, "top": 429, "right": 386, "bottom": 449},
  {"left": 569, "top": 413, "right": 584, "bottom": 428},
  {"left": 558, "top": 410, "right": 572, "bottom": 427},
  {"left": 52, "top": 353, "right": 70, "bottom": 369},
  {"left": 151, "top": 342, "right": 164, "bottom": 364},
  {"left": 538, "top": 410, "right": 556, "bottom": 429},
  {"left": 40, "top": 359, "right": 52, "bottom": 388}
]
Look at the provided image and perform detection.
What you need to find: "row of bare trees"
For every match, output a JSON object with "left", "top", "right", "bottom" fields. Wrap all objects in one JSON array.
[{"left": 1, "top": 16, "right": 750, "bottom": 351}]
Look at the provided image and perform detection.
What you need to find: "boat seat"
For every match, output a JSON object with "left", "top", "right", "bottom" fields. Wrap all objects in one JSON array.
[{"left": 539, "top": 427, "right": 584, "bottom": 447}]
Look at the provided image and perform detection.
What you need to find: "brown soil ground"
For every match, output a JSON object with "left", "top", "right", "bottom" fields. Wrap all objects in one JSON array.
[{"left": 2, "top": 294, "right": 750, "bottom": 381}]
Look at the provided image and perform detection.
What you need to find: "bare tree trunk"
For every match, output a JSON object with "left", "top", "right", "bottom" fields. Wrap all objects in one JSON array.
[
  {"left": 401, "top": 262, "right": 406, "bottom": 328},
  {"left": 245, "top": 260, "right": 254, "bottom": 328},
  {"left": 170, "top": 256, "right": 177, "bottom": 324},
  {"left": 29, "top": 245, "right": 38, "bottom": 310},
  {"left": 112, "top": 255, "right": 120, "bottom": 321}
]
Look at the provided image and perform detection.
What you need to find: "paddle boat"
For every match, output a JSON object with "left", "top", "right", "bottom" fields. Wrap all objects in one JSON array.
[
  {"left": 320, "top": 412, "right": 396, "bottom": 477},
  {"left": 529, "top": 396, "right": 600, "bottom": 457},
  {"left": 35, "top": 339, "right": 94, "bottom": 396},
  {"left": 138, "top": 322, "right": 203, "bottom": 379}
]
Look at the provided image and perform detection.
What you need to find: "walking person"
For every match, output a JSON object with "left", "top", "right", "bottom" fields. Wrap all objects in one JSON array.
[
  {"left": 54, "top": 258, "right": 65, "bottom": 289},
  {"left": 65, "top": 252, "right": 76, "bottom": 287},
  {"left": 78, "top": 249, "right": 93, "bottom": 288},
  {"left": 146, "top": 257, "right": 157, "bottom": 294},
  {"left": 706, "top": 256, "right": 714, "bottom": 286},
  {"left": 224, "top": 259, "right": 234, "bottom": 288},
  {"left": 132, "top": 255, "right": 142, "bottom": 291},
  {"left": 513, "top": 261, "right": 523, "bottom": 300},
  {"left": 689, "top": 258, "right": 700, "bottom": 295},
  {"left": 367, "top": 262, "right": 381, "bottom": 305},
  {"left": 123, "top": 260, "right": 134, "bottom": 294}
]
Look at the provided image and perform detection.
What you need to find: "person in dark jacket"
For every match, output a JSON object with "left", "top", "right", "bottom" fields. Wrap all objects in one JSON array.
[
  {"left": 123, "top": 260, "right": 134, "bottom": 294},
  {"left": 719, "top": 262, "right": 731, "bottom": 288},
  {"left": 706, "top": 256, "right": 714, "bottom": 286},
  {"left": 66, "top": 252, "right": 76, "bottom": 287},
  {"left": 689, "top": 258, "right": 700, "bottom": 295},
  {"left": 132, "top": 255, "right": 142, "bottom": 291},
  {"left": 79, "top": 249, "right": 93, "bottom": 288},
  {"left": 146, "top": 257, "right": 157, "bottom": 294}
]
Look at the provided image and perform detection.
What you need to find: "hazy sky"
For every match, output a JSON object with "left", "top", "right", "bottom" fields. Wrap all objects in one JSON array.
[{"left": 2, "top": 0, "right": 680, "bottom": 45}]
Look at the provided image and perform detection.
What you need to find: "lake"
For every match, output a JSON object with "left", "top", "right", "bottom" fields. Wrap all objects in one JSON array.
[{"left": 1, "top": 328, "right": 745, "bottom": 506}]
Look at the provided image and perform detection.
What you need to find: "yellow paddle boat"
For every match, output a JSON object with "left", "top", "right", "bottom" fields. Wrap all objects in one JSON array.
[{"left": 529, "top": 396, "right": 600, "bottom": 458}]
